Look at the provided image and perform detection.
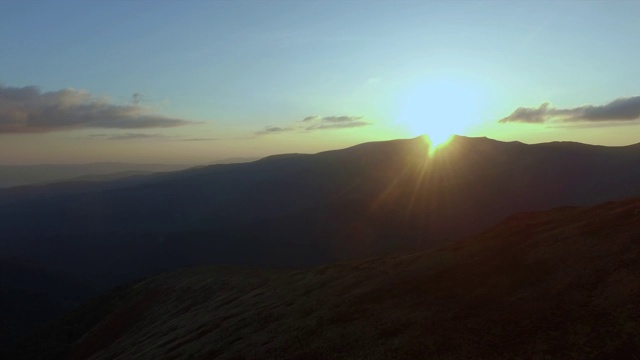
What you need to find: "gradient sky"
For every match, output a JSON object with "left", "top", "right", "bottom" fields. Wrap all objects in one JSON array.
[{"left": 1, "top": 0, "right": 640, "bottom": 164}]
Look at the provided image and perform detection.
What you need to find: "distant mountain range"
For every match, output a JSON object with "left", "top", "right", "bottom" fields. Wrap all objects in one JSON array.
[
  {"left": 0, "top": 163, "right": 191, "bottom": 189},
  {"left": 0, "top": 158, "right": 258, "bottom": 189},
  {"left": 9, "top": 195, "right": 639, "bottom": 359},
  {"left": 2, "top": 136, "right": 640, "bottom": 287}
]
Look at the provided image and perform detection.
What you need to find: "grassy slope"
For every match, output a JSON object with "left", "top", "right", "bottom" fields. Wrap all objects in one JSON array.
[{"left": 16, "top": 198, "right": 640, "bottom": 360}]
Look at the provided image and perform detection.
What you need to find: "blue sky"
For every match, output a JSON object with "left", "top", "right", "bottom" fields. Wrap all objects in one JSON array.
[{"left": 1, "top": 1, "right": 640, "bottom": 164}]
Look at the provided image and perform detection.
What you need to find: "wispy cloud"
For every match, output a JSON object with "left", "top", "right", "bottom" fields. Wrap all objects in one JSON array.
[
  {"left": 179, "top": 137, "right": 220, "bottom": 141},
  {"left": 499, "top": 96, "right": 640, "bottom": 125},
  {"left": 88, "top": 133, "right": 219, "bottom": 141},
  {"left": 89, "top": 133, "right": 171, "bottom": 140},
  {"left": 257, "top": 115, "right": 370, "bottom": 135},
  {"left": 256, "top": 126, "right": 293, "bottom": 135},
  {"left": 0, "top": 84, "right": 197, "bottom": 134},
  {"left": 109, "top": 133, "right": 170, "bottom": 141}
]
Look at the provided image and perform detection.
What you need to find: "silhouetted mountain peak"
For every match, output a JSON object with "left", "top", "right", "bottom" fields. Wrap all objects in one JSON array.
[{"left": 256, "top": 153, "right": 308, "bottom": 163}]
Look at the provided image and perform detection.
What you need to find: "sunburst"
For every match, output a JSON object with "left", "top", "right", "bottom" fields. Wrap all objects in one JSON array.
[{"left": 397, "top": 76, "right": 482, "bottom": 156}]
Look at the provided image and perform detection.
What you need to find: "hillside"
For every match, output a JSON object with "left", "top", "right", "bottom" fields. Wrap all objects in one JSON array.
[
  {"left": 2, "top": 136, "right": 640, "bottom": 286},
  {"left": 13, "top": 196, "right": 640, "bottom": 359},
  {"left": 0, "top": 258, "right": 98, "bottom": 351}
]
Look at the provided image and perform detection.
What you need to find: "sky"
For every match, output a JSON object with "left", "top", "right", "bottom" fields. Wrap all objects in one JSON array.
[{"left": 1, "top": 0, "right": 640, "bottom": 165}]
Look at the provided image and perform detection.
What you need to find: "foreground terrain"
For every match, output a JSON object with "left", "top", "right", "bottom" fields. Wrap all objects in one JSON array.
[{"left": 13, "top": 196, "right": 640, "bottom": 359}]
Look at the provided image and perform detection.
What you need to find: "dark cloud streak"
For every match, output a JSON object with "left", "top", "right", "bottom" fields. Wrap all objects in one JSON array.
[
  {"left": 88, "top": 133, "right": 170, "bottom": 140},
  {"left": 87, "top": 133, "right": 221, "bottom": 141},
  {"left": 108, "top": 133, "right": 169, "bottom": 141},
  {"left": 180, "top": 137, "right": 220, "bottom": 142},
  {"left": 256, "top": 126, "right": 293, "bottom": 135},
  {"left": 257, "top": 115, "right": 370, "bottom": 135},
  {"left": 305, "top": 121, "right": 370, "bottom": 130},
  {"left": 320, "top": 115, "right": 363, "bottom": 123}
]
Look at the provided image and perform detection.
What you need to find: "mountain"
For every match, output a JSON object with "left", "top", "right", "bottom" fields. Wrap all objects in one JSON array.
[
  {"left": 10, "top": 196, "right": 640, "bottom": 360},
  {"left": 0, "top": 163, "right": 192, "bottom": 189},
  {"left": 0, "top": 159, "right": 259, "bottom": 204},
  {"left": 0, "top": 169, "right": 193, "bottom": 205},
  {"left": 2, "top": 136, "right": 640, "bottom": 286}
]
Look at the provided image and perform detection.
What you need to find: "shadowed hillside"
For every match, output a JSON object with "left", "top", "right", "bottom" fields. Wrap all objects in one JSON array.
[
  {"left": 11, "top": 196, "right": 640, "bottom": 359},
  {"left": 2, "top": 136, "right": 640, "bottom": 286},
  {"left": 0, "top": 258, "right": 98, "bottom": 351}
]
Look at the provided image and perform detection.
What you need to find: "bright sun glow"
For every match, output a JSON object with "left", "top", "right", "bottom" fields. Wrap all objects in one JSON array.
[{"left": 397, "top": 76, "right": 483, "bottom": 155}]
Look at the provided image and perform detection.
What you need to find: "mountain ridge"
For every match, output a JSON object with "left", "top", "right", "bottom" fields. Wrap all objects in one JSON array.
[{"left": 2, "top": 135, "right": 640, "bottom": 287}]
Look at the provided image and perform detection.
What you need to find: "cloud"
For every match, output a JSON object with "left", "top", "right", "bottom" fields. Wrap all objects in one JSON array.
[
  {"left": 578, "top": 96, "right": 640, "bottom": 121},
  {"left": 88, "top": 133, "right": 220, "bottom": 141},
  {"left": 257, "top": 115, "right": 370, "bottom": 135},
  {"left": 499, "top": 96, "right": 640, "bottom": 124},
  {"left": 320, "top": 115, "right": 363, "bottom": 123},
  {"left": 131, "top": 93, "right": 142, "bottom": 105},
  {"left": 0, "top": 84, "right": 196, "bottom": 134},
  {"left": 305, "top": 120, "right": 370, "bottom": 130},
  {"left": 256, "top": 126, "right": 293, "bottom": 135},
  {"left": 499, "top": 102, "right": 551, "bottom": 124},
  {"left": 108, "top": 133, "right": 169, "bottom": 140},
  {"left": 89, "top": 133, "right": 170, "bottom": 140},
  {"left": 180, "top": 137, "right": 220, "bottom": 141}
]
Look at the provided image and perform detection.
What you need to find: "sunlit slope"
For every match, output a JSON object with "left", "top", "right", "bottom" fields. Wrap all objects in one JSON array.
[
  {"left": 2, "top": 136, "right": 640, "bottom": 285},
  {"left": 16, "top": 197, "right": 640, "bottom": 360}
]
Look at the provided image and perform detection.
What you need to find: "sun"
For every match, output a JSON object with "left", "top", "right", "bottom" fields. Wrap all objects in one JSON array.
[{"left": 396, "top": 77, "right": 483, "bottom": 155}]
